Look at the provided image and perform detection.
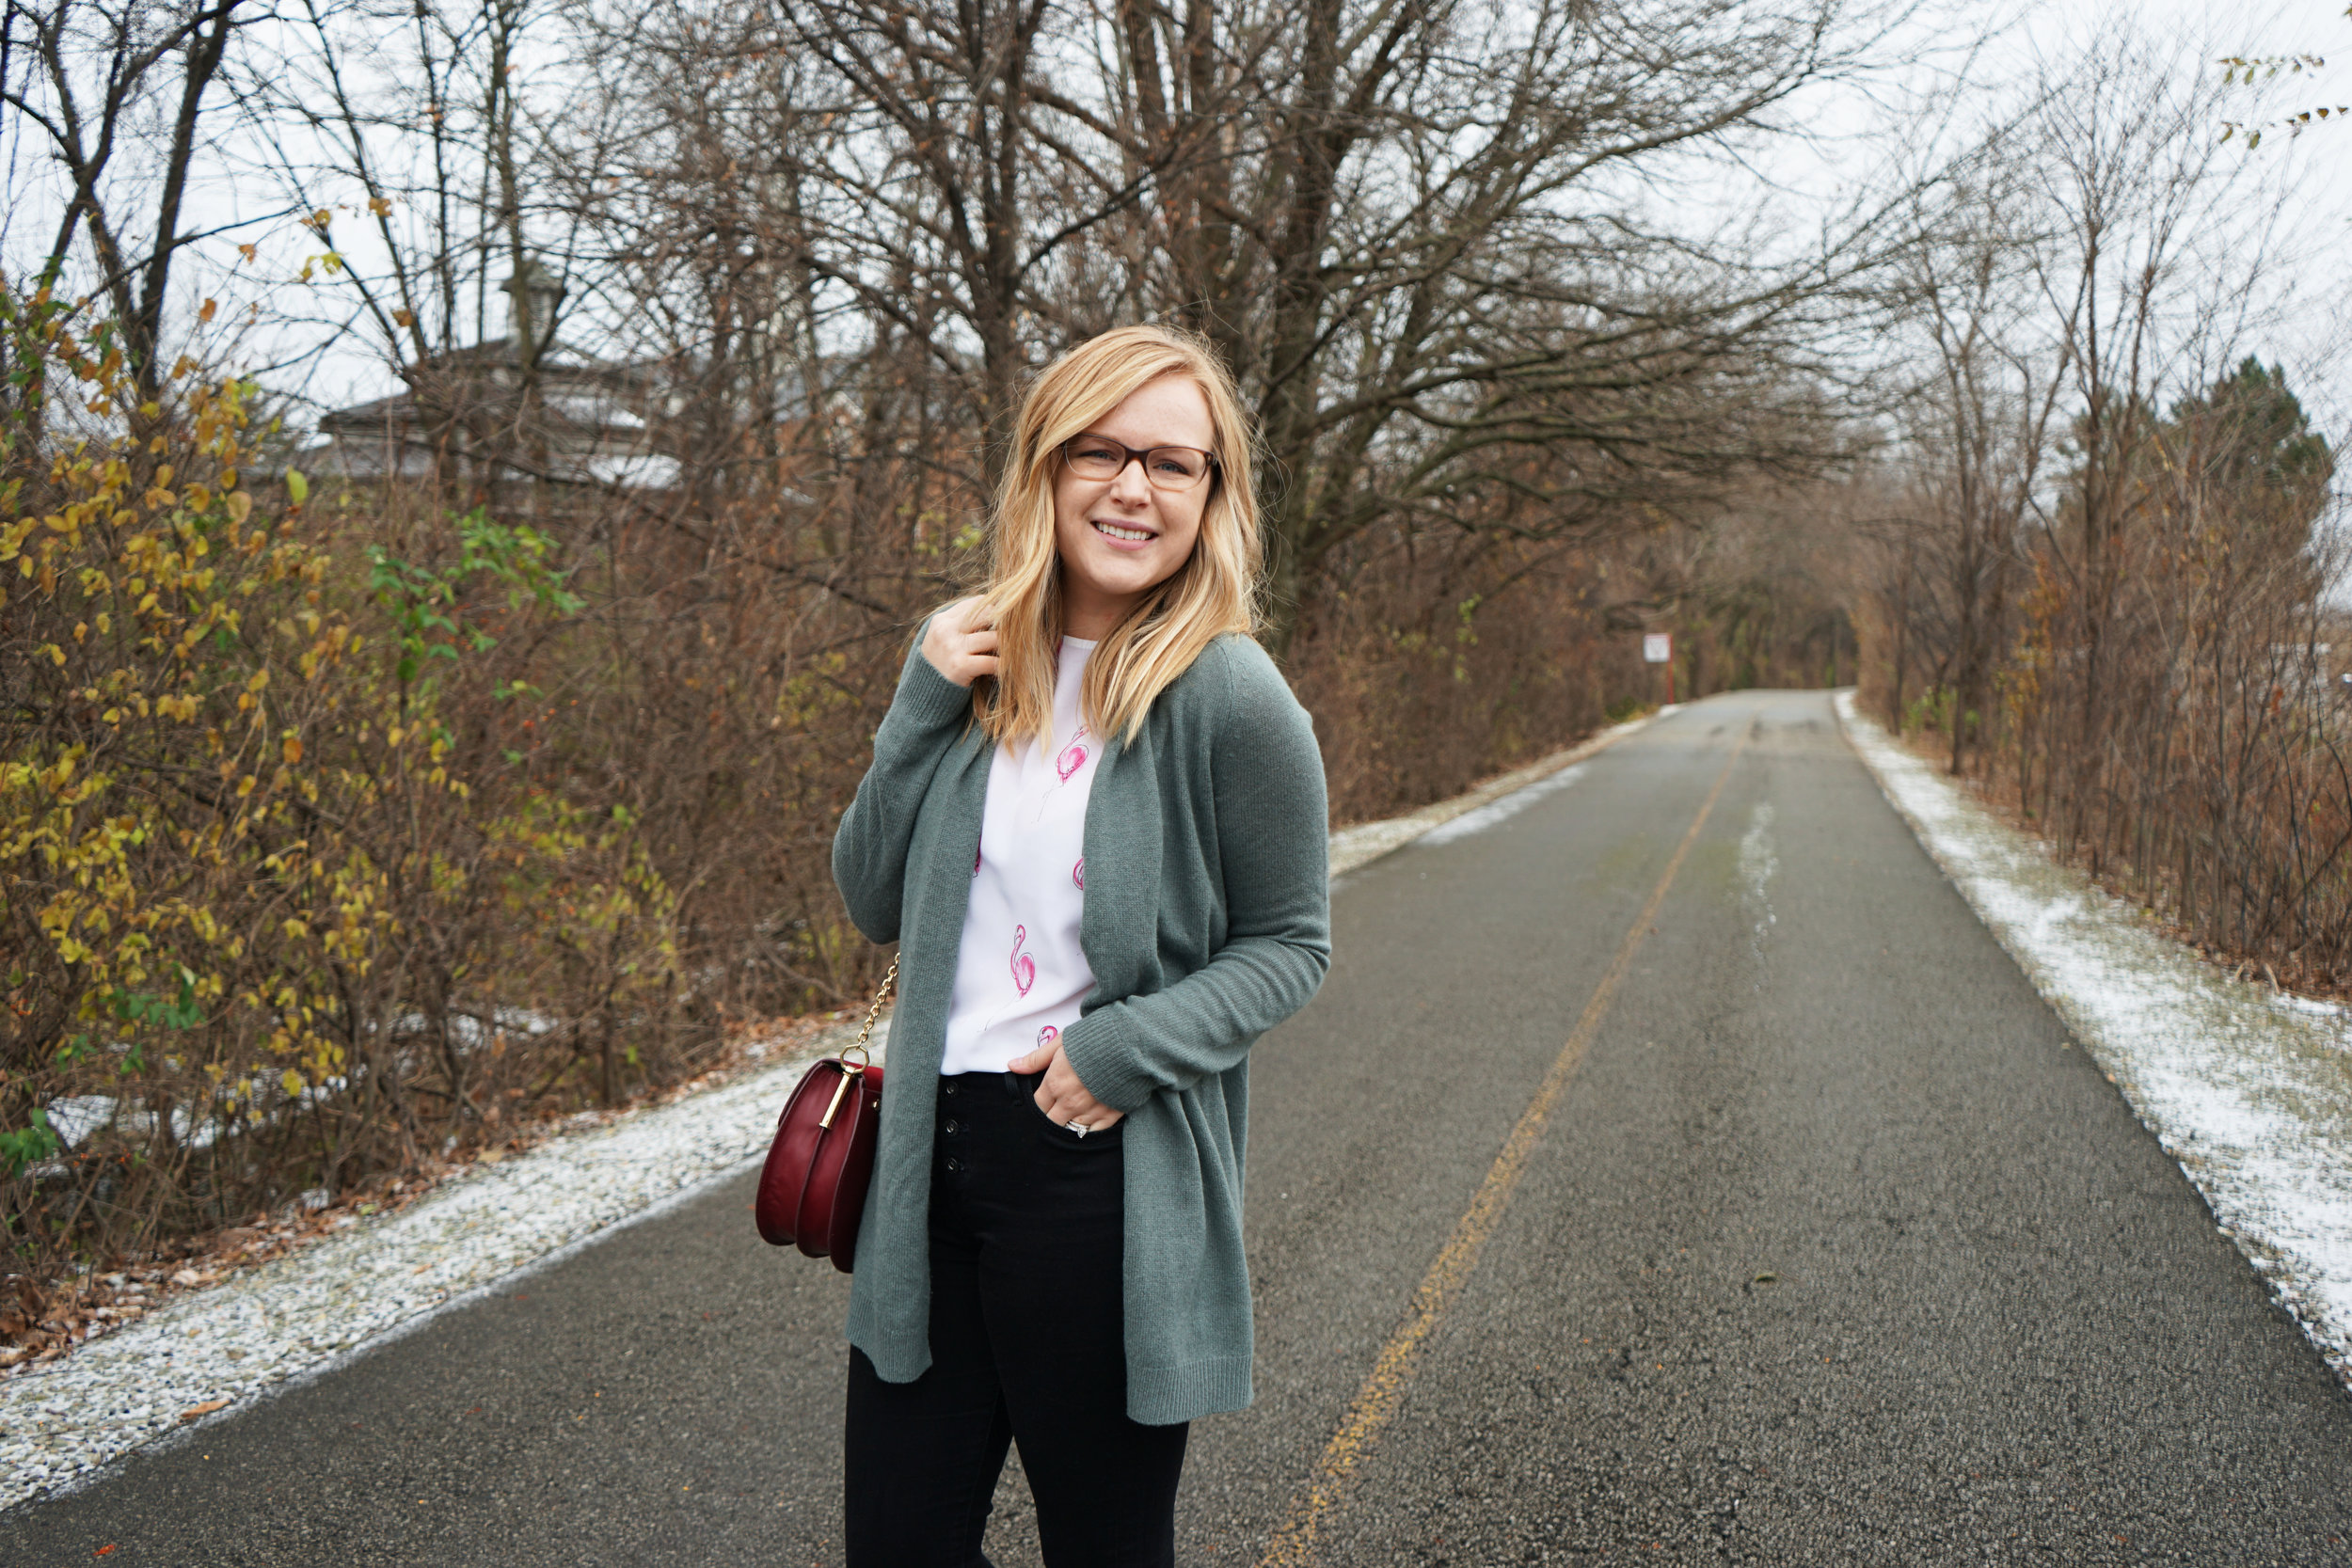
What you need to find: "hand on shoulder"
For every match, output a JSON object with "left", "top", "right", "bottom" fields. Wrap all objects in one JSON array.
[{"left": 920, "top": 596, "right": 1001, "bottom": 689}]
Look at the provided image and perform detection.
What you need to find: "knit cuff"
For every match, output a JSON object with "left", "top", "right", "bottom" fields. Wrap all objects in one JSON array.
[
  {"left": 1058, "top": 1006, "right": 1154, "bottom": 1113},
  {"left": 897, "top": 642, "right": 978, "bottom": 727},
  {"left": 1125, "top": 1354, "right": 1253, "bottom": 1425}
]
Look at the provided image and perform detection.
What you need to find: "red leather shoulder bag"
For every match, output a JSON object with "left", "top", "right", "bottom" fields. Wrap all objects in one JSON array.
[{"left": 755, "top": 958, "right": 895, "bottom": 1272}]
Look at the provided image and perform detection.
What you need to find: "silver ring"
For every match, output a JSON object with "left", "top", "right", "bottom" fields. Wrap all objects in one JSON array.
[{"left": 1070, "top": 1121, "right": 1090, "bottom": 1138}]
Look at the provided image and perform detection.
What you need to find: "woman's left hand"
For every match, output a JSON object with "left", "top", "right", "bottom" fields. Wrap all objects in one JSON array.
[{"left": 1006, "top": 1037, "right": 1125, "bottom": 1132}]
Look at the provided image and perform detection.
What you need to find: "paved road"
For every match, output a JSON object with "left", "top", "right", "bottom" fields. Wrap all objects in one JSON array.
[{"left": 10, "top": 690, "right": 2351, "bottom": 1565}]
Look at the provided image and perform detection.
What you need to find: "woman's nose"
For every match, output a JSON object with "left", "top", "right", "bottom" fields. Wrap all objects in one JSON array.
[{"left": 1108, "top": 457, "right": 1154, "bottom": 504}]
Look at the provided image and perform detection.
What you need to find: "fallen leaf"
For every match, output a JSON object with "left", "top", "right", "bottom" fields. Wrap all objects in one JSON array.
[
  {"left": 180, "top": 1398, "right": 232, "bottom": 1421},
  {"left": 94, "top": 1546, "right": 118, "bottom": 1557}
]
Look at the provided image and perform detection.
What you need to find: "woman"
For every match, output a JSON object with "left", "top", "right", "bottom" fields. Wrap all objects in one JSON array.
[{"left": 831, "top": 324, "right": 1332, "bottom": 1565}]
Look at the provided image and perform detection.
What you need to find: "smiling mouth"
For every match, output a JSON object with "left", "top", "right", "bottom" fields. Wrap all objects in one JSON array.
[{"left": 1092, "top": 520, "right": 1154, "bottom": 543}]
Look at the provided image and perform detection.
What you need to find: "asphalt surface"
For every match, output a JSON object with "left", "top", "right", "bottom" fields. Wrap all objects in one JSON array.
[{"left": 9, "top": 689, "right": 2351, "bottom": 1565}]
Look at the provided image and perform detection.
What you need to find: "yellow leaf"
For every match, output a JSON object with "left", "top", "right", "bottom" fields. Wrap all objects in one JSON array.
[
  {"left": 227, "top": 491, "right": 252, "bottom": 525},
  {"left": 282, "top": 736, "right": 303, "bottom": 764},
  {"left": 284, "top": 470, "right": 309, "bottom": 506},
  {"left": 282, "top": 1069, "right": 306, "bottom": 1098}
]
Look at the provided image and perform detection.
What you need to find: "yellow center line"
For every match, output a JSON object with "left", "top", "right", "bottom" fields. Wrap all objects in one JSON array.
[{"left": 1257, "top": 726, "right": 1752, "bottom": 1568}]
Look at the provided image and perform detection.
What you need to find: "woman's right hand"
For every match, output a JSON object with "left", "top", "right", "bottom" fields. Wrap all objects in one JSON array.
[{"left": 920, "top": 596, "right": 1001, "bottom": 689}]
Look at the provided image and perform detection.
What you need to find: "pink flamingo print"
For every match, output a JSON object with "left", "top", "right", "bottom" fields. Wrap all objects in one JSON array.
[
  {"left": 1055, "top": 726, "right": 1091, "bottom": 783},
  {"left": 1073, "top": 857, "right": 1085, "bottom": 890},
  {"left": 1009, "top": 925, "right": 1035, "bottom": 996},
  {"left": 1036, "top": 1023, "right": 1059, "bottom": 1053}
]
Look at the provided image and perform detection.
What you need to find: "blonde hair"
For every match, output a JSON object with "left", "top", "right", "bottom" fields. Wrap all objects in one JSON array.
[{"left": 964, "top": 324, "right": 1263, "bottom": 750}]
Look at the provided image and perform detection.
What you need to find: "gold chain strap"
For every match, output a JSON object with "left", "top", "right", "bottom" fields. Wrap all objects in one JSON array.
[
  {"left": 841, "top": 957, "right": 898, "bottom": 1071},
  {"left": 819, "top": 958, "right": 898, "bottom": 1130}
]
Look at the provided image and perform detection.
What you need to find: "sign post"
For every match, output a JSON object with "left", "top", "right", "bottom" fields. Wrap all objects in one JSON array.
[{"left": 1643, "top": 632, "right": 1675, "bottom": 705}]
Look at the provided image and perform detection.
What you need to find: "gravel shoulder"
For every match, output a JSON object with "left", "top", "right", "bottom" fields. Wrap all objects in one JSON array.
[{"left": 1836, "top": 690, "right": 2352, "bottom": 1386}]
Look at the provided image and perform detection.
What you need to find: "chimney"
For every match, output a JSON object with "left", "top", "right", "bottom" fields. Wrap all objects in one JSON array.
[{"left": 501, "top": 260, "right": 565, "bottom": 360}]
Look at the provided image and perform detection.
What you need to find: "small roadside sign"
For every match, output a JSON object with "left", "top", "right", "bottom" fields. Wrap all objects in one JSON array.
[{"left": 1643, "top": 633, "right": 1672, "bottom": 664}]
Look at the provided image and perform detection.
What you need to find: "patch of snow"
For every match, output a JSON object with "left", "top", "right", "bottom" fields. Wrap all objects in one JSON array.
[
  {"left": 1836, "top": 690, "right": 2352, "bottom": 1388},
  {"left": 1419, "top": 764, "right": 1588, "bottom": 847},
  {"left": 1738, "top": 801, "right": 1778, "bottom": 964},
  {"left": 42, "top": 1097, "right": 117, "bottom": 1148},
  {"left": 580, "top": 452, "right": 680, "bottom": 489},
  {"left": 1327, "top": 715, "right": 1651, "bottom": 879},
  {"left": 0, "top": 1021, "right": 882, "bottom": 1511}
]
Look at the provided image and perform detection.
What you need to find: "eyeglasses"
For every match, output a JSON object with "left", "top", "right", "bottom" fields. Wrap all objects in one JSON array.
[{"left": 1058, "top": 434, "right": 1217, "bottom": 492}]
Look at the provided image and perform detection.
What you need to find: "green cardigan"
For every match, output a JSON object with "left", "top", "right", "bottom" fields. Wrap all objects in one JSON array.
[{"left": 831, "top": 628, "right": 1332, "bottom": 1425}]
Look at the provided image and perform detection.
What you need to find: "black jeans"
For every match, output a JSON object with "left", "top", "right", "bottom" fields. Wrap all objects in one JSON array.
[{"left": 843, "top": 1071, "right": 1189, "bottom": 1567}]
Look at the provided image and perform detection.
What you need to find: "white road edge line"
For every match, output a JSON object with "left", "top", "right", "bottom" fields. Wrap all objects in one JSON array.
[{"left": 1836, "top": 689, "right": 2352, "bottom": 1389}]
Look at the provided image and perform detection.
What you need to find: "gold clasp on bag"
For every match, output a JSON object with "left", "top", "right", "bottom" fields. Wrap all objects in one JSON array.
[{"left": 821, "top": 957, "right": 898, "bottom": 1128}]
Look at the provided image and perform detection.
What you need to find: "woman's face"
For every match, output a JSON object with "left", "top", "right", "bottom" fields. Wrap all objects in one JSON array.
[{"left": 1051, "top": 373, "right": 1216, "bottom": 639}]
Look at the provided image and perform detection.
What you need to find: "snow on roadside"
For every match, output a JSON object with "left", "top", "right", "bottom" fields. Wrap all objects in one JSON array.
[
  {"left": 1, "top": 706, "right": 1661, "bottom": 1511},
  {"left": 1327, "top": 712, "right": 1652, "bottom": 877},
  {"left": 0, "top": 1020, "right": 882, "bottom": 1512},
  {"left": 1836, "top": 691, "right": 2352, "bottom": 1387}
]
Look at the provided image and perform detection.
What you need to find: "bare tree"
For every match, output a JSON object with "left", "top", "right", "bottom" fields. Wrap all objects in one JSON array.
[
  {"left": 538, "top": 0, "right": 1923, "bottom": 642},
  {"left": 1881, "top": 166, "right": 2067, "bottom": 773},
  {"left": 3, "top": 0, "right": 260, "bottom": 411}
]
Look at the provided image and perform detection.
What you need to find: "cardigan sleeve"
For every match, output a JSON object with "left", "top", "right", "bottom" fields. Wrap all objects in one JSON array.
[
  {"left": 1058, "top": 643, "right": 1333, "bottom": 1111},
  {"left": 831, "top": 620, "right": 977, "bottom": 944}
]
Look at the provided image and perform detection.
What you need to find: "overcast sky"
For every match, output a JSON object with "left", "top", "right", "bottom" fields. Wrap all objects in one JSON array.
[{"left": 5, "top": 0, "right": 2346, "bottom": 442}]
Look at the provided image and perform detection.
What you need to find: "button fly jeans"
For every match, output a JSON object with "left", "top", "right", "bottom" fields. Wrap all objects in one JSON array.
[{"left": 843, "top": 1070, "right": 1187, "bottom": 1566}]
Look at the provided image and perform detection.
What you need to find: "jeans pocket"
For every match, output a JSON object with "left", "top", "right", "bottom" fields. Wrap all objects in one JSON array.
[{"left": 1011, "top": 1072, "right": 1121, "bottom": 1146}]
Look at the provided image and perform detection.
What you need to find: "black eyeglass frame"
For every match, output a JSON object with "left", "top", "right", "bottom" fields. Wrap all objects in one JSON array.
[{"left": 1057, "top": 434, "right": 1220, "bottom": 492}]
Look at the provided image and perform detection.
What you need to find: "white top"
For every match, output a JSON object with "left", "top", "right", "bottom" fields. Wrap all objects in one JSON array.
[{"left": 938, "top": 636, "right": 1101, "bottom": 1075}]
